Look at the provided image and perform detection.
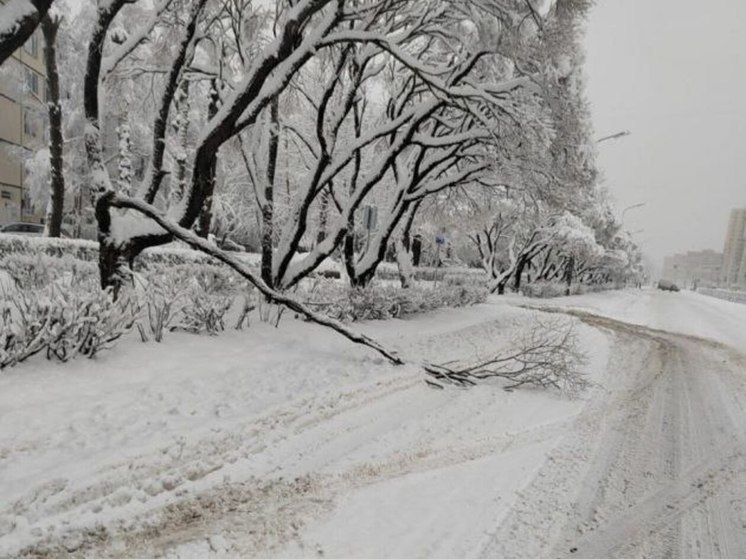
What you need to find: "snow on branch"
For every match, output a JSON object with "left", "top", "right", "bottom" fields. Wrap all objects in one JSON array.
[
  {"left": 0, "top": 0, "right": 53, "bottom": 66},
  {"left": 99, "top": 0, "right": 174, "bottom": 81}
]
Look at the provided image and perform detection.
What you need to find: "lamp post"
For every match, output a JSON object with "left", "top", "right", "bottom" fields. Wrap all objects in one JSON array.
[
  {"left": 597, "top": 130, "right": 631, "bottom": 144},
  {"left": 621, "top": 202, "right": 646, "bottom": 222}
]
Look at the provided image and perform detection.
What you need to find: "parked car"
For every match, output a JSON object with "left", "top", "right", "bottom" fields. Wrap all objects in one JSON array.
[
  {"left": 0, "top": 222, "right": 44, "bottom": 236},
  {"left": 657, "top": 279, "right": 680, "bottom": 292},
  {"left": 0, "top": 222, "right": 76, "bottom": 238}
]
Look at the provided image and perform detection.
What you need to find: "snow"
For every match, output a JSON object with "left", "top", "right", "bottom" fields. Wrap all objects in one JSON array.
[
  {"left": 276, "top": 444, "right": 550, "bottom": 559},
  {"left": 0, "top": 298, "right": 607, "bottom": 557},
  {"left": 531, "top": 287, "right": 746, "bottom": 351},
  {"left": 0, "top": 0, "right": 35, "bottom": 39},
  {"left": 3, "top": 288, "right": 745, "bottom": 557}
]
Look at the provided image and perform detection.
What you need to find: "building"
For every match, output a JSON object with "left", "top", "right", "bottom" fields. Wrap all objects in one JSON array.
[
  {"left": 0, "top": 13, "right": 47, "bottom": 226},
  {"left": 662, "top": 249, "right": 722, "bottom": 288},
  {"left": 721, "top": 208, "right": 746, "bottom": 288}
]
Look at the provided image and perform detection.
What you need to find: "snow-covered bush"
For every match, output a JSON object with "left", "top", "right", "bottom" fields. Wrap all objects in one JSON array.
[
  {"left": 136, "top": 264, "right": 243, "bottom": 340},
  {"left": 137, "top": 272, "right": 186, "bottom": 343},
  {"left": 173, "top": 265, "right": 246, "bottom": 334},
  {"left": 177, "top": 288, "right": 234, "bottom": 335},
  {"left": 0, "top": 281, "right": 141, "bottom": 369},
  {"left": 520, "top": 281, "right": 569, "bottom": 299},
  {"left": 45, "top": 287, "right": 142, "bottom": 361},
  {"left": 300, "top": 281, "right": 488, "bottom": 322},
  {"left": 443, "top": 271, "right": 490, "bottom": 289},
  {"left": 0, "top": 290, "right": 49, "bottom": 368}
]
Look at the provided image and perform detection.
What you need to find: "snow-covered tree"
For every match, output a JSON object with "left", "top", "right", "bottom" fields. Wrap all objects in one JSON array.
[
  {"left": 75, "top": 0, "right": 554, "bottom": 292},
  {"left": 40, "top": 12, "right": 65, "bottom": 237}
]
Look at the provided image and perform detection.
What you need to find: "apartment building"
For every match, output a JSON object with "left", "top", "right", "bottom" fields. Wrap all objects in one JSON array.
[
  {"left": 0, "top": 14, "right": 47, "bottom": 226},
  {"left": 662, "top": 249, "right": 722, "bottom": 288},
  {"left": 721, "top": 208, "right": 746, "bottom": 288}
]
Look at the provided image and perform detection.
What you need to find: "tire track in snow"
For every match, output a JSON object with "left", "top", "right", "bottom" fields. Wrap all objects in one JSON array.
[
  {"left": 478, "top": 308, "right": 746, "bottom": 559},
  {"left": 4, "top": 312, "right": 555, "bottom": 559}
]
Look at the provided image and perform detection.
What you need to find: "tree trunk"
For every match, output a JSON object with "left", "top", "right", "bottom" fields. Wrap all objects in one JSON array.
[
  {"left": 170, "top": 80, "right": 190, "bottom": 207},
  {"left": 41, "top": 14, "right": 64, "bottom": 238},
  {"left": 195, "top": 79, "right": 220, "bottom": 238},
  {"left": 396, "top": 201, "right": 419, "bottom": 288},
  {"left": 95, "top": 192, "right": 132, "bottom": 293},
  {"left": 353, "top": 199, "right": 419, "bottom": 288},
  {"left": 411, "top": 235, "right": 422, "bottom": 267},
  {"left": 395, "top": 240, "right": 414, "bottom": 289},
  {"left": 564, "top": 255, "right": 575, "bottom": 296},
  {"left": 261, "top": 96, "right": 278, "bottom": 288},
  {"left": 98, "top": 240, "right": 132, "bottom": 292},
  {"left": 354, "top": 267, "right": 376, "bottom": 288},
  {"left": 514, "top": 256, "right": 529, "bottom": 292},
  {"left": 317, "top": 185, "right": 330, "bottom": 244}
]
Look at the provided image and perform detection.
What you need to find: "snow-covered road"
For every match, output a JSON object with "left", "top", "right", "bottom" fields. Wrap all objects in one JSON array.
[
  {"left": 1, "top": 289, "right": 745, "bottom": 558},
  {"left": 481, "top": 309, "right": 746, "bottom": 558}
]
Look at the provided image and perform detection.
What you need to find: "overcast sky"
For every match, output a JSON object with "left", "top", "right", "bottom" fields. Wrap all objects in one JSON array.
[{"left": 583, "top": 0, "right": 746, "bottom": 266}]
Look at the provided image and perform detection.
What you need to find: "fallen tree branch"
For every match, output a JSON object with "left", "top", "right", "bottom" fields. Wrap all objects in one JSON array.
[
  {"left": 103, "top": 195, "right": 586, "bottom": 395},
  {"left": 423, "top": 317, "right": 589, "bottom": 395},
  {"left": 106, "top": 193, "right": 404, "bottom": 366}
]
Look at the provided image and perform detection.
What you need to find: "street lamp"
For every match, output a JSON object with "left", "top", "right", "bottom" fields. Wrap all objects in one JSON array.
[
  {"left": 621, "top": 202, "right": 646, "bottom": 222},
  {"left": 597, "top": 130, "right": 631, "bottom": 144}
]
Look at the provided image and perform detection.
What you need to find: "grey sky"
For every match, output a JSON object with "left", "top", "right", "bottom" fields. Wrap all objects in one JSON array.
[{"left": 583, "top": 0, "right": 746, "bottom": 266}]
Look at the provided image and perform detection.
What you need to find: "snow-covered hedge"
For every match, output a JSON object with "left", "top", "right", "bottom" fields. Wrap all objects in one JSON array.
[
  {"left": 0, "top": 234, "right": 99, "bottom": 262},
  {"left": 698, "top": 288, "right": 746, "bottom": 305},
  {"left": 0, "top": 234, "right": 219, "bottom": 269},
  {"left": 1, "top": 253, "right": 98, "bottom": 289},
  {"left": 0, "top": 235, "right": 488, "bottom": 288},
  {"left": 0, "top": 234, "right": 347, "bottom": 278},
  {"left": 300, "top": 281, "right": 488, "bottom": 322},
  {"left": 520, "top": 281, "right": 611, "bottom": 299},
  {"left": 375, "top": 262, "right": 486, "bottom": 284}
]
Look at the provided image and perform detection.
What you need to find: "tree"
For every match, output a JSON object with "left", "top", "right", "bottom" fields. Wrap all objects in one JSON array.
[
  {"left": 259, "top": 0, "right": 547, "bottom": 290},
  {"left": 76, "top": 0, "right": 549, "bottom": 294},
  {"left": 467, "top": 196, "right": 554, "bottom": 294},
  {"left": 83, "top": 0, "right": 361, "bottom": 289}
]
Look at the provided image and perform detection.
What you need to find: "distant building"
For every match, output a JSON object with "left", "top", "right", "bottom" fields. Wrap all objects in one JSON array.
[
  {"left": 0, "top": 10, "right": 47, "bottom": 226},
  {"left": 662, "top": 249, "right": 722, "bottom": 288},
  {"left": 720, "top": 208, "right": 746, "bottom": 288}
]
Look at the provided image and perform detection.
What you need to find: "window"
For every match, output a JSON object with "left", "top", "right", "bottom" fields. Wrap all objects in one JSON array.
[
  {"left": 25, "top": 68, "right": 39, "bottom": 97},
  {"left": 1, "top": 191, "right": 11, "bottom": 200},
  {"left": 23, "top": 111, "right": 37, "bottom": 139},
  {"left": 23, "top": 33, "right": 38, "bottom": 58}
]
